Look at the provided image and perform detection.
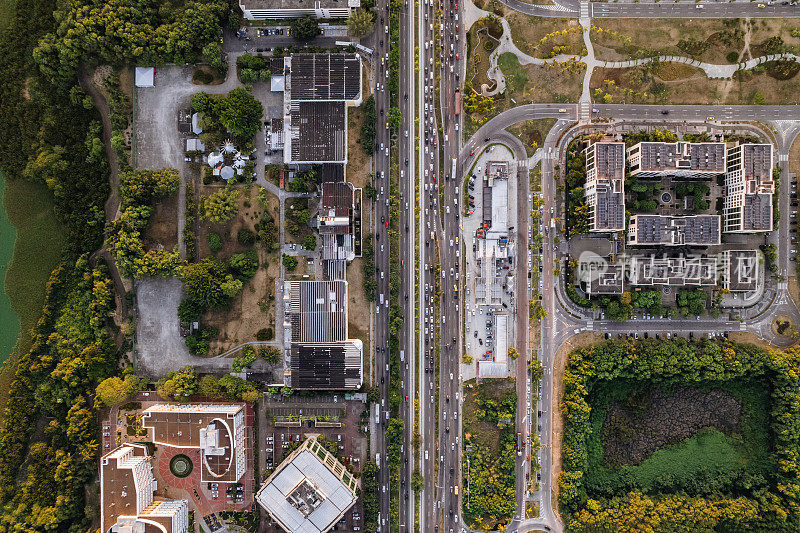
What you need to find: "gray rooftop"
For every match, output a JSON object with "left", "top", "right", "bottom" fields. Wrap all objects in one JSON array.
[
  {"left": 242, "top": 0, "right": 355, "bottom": 12},
  {"left": 634, "top": 142, "right": 725, "bottom": 173},
  {"left": 256, "top": 439, "right": 358, "bottom": 533},
  {"left": 593, "top": 183, "right": 625, "bottom": 231},
  {"left": 740, "top": 144, "right": 773, "bottom": 182},
  {"left": 742, "top": 193, "right": 773, "bottom": 231},
  {"left": 289, "top": 101, "right": 346, "bottom": 163},
  {"left": 289, "top": 342, "right": 362, "bottom": 390},
  {"left": 724, "top": 250, "right": 759, "bottom": 292},
  {"left": 290, "top": 54, "right": 361, "bottom": 102},
  {"left": 629, "top": 215, "right": 720, "bottom": 246},
  {"left": 285, "top": 281, "right": 348, "bottom": 342},
  {"left": 588, "top": 142, "right": 625, "bottom": 180}
]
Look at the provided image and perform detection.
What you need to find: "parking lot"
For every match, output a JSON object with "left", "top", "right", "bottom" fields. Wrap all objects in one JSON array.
[{"left": 259, "top": 393, "right": 369, "bottom": 532}]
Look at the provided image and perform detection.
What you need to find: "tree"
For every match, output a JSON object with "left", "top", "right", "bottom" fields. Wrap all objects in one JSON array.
[
  {"left": 201, "top": 187, "right": 240, "bottom": 223},
  {"left": 259, "top": 346, "right": 282, "bottom": 364},
  {"left": 283, "top": 254, "right": 298, "bottom": 270},
  {"left": 291, "top": 17, "right": 320, "bottom": 41},
  {"left": 387, "top": 107, "right": 402, "bottom": 129},
  {"left": 303, "top": 235, "right": 317, "bottom": 250},
  {"left": 95, "top": 374, "right": 143, "bottom": 406},
  {"left": 202, "top": 41, "right": 226, "bottom": 71},
  {"left": 157, "top": 366, "right": 198, "bottom": 402},
  {"left": 218, "top": 87, "right": 263, "bottom": 142},
  {"left": 229, "top": 249, "right": 259, "bottom": 281},
  {"left": 233, "top": 346, "right": 258, "bottom": 372},
  {"left": 508, "top": 347, "right": 519, "bottom": 360},
  {"left": 207, "top": 231, "right": 223, "bottom": 253},
  {"left": 347, "top": 9, "right": 375, "bottom": 38},
  {"left": 181, "top": 259, "right": 241, "bottom": 309}
]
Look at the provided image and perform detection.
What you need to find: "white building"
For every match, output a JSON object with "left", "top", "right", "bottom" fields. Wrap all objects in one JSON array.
[
  {"left": 723, "top": 144, "right": 774, "bottom": 233},
  {"left": 240, "top": 0, "right": 360, "bottom": 19},
  {"left": 256, "top": 437, "right": 359, "bottom": 533}
]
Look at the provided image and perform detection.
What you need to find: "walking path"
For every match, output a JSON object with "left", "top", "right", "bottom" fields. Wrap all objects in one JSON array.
[{"left": 469, "top": 4, "right": 800, "bottom": 110}]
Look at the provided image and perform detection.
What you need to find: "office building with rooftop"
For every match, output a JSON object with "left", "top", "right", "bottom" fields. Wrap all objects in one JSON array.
[
  {"left": 723, "top": 144, "right": 774, "bottom": 233},
  {"left": 279, "top": 54, "right": 362, "bottom": 165},
  {"left": 283, "top": 280, "right": 363, "bottom": 389},
  {"left": 256, "top": 437, "right": 359, "bottom": 533},
  {"left": 239, "top": 0, "right": 360, "bottom": 20},
  {"left": 628, "top": 214, "right": 721, "bottom": 246},
  {"left": 101, "top": 444, "right": 189, "bottom": 533},
  {"left": 627, "top": 142, "right": 726, "bottom": 178},
  {"left": 722, "top": 249, "right": 760, "bottom": 292},
  {"left": 584, "top": 142, "right": 626, "bottom": 232},
  {"left": 141, "top": 404, "right": 247, "bottom": 484}
]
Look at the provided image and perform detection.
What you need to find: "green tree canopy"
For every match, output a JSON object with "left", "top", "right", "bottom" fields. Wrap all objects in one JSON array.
[
  {"left": 347, "top": 9, "right": 375, "bottom": 37},
  {"left": 291, "top": 17, "right": 320, "bottom": 40},
  {"left": 218, "top": 87, "right": 263, "bottom": 141},
  {"left": 201, "top": 187, "right": 240, "bottom": 223}
]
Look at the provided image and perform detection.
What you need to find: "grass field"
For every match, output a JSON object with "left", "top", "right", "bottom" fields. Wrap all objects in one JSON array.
[
  {"left": 508, "top": 119, "right": 557, "bottom": 157},
  {"left": 584, "top": 379, "right": 773, "bottom": 497},
  {"left": 462, "top": 377, "right": 516, "bottom": 453},
  {"left": 0, "top": 177, "right": 64, "bottom": 408}
]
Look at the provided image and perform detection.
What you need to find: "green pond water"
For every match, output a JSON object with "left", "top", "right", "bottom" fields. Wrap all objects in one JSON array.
[{"left": 0, "top": 171, "right": 20, "bottom": 364}]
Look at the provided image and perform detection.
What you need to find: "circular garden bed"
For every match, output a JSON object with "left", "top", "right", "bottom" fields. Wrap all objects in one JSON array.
[{"left": 169, "top": 454, "right": 194, "bottom": 478}]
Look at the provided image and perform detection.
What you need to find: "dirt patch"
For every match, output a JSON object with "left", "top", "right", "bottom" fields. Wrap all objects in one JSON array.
[
  {"left": 726, "top": 331, "right": 779, "bottom": 351},
  {"left": 202, "top": 248, "right": 277, "bottom": 354},
  {"left": 507, "top": 118, "right": 557, "bottom": 157},
  {"left": 192, "top": 185, "right": 278, "bottom": 353},
  {"left": 591, "top": 64, "right": 800, "bottom": 105},
  {"left": 603, "top": 386, "right": 741, "bottom": 467},
  {"left": 590, "top": 19, "right": 741, "bottom": 64},
  {"left": 551, "top": 331, "right": 603, "bottom": 512},
  {"left": 653, "top": 62, "right": 699, "bottom": 82},
  {"left": 197, "top": 184, "right": 270, "bottom": 260},
  {"left": 504, "top": 13, "right": 582, "bottom": 58},
  {"left": 143, "top": 193, "right": 179, "bottom": 251}
]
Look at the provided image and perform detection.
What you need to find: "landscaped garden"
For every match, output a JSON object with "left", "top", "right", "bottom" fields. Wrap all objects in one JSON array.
[{"left": 559, "top": 339, "right": 800, "bottom": 531}]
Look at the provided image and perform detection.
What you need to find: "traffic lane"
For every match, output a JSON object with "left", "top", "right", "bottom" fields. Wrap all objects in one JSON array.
[{"left": 594, "top": 103, "right": 800, "bottom": 121}]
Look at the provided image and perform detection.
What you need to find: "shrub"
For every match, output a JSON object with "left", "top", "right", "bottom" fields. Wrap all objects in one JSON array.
[
  {"left": 177, "top": 298, "right": 203, "bottom": 324},
  {"left": 256, "top": 328, "right": 274, "bottom": 341},
  {"left": 237, "top": 228, "right": 256, "bottom": 246},
  {"left": 207, "top": 232, "right": 222, "bottom": 254}
]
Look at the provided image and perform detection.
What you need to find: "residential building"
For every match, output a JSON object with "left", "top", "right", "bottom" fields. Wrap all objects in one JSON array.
[
  {"left": 723, "top": 144, "right": 774, "bottom": 233},
  {"left": 628, "top": 214, "right": 721, "bottom": 246},
  {"left": 627, "top": 142, "right": 726, "bottom": 178},
  {"left": 722, "top": 249, "right": 760, "bottom": 292},
  {"left": 256, "top": 437, "right": 359, "bottom": 533},
  {"left": 627, "top": 254, "right": 718, "bottom": 287},
  {"left": 141, "top": 404, "right": 247, "bottom": 483},
  {"left": 584, "top": 142, "right": 626, "bottom": 232},
  {"left": 239, "top": 0, "right": 360, "bottom": 20},
  {"left": 101, "top": 444, "right": 189, "bottom": 533}
]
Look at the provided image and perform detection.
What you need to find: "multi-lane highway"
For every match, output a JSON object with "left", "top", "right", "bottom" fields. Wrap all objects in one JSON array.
[
  {"left": 436, "top": 0, "right": 465, "bottom": 531},
  {"left": 398, "top": 0, "right": 417, "bottom": 529},
  {"left": 372, "top": 2, "right": 392, "bottom": 529}
]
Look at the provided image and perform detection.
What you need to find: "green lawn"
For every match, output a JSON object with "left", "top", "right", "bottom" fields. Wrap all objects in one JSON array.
[
  {"left": 497, "top": 53, "right": 528, "bottom": 94},
  {"left": 3, "top": 177, "right": 64, "bottom": 362}
]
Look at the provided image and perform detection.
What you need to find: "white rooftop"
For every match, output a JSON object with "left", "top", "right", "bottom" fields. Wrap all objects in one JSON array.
[
  {"left": 135, "top": 67, "right": 154, "bottom": 87},
  {"left": 256, "top": 446, "right": 357, "bottom": 533}
]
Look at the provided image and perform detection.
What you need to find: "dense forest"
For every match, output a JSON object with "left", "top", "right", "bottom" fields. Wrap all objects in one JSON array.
[
  {"left": 560, "top": 339, "right": 800, "bottom": 532},
  {"left": 0, "top": 0, "right": 232, "bottom": 529}
]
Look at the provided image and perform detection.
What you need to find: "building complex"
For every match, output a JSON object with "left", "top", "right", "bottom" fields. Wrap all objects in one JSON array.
[
  {"left": 256, "top": 437, "right": 359, "bottom": 533},
  {"left": 584, "top": 142, "right": 626, "bottom": 232},
  {"left": 101, "top": 444, "right": 189, "bottom": 533}
]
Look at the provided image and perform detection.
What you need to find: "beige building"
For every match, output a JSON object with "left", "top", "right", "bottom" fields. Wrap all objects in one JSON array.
[{"left": 100, "top": 444, "right": 189, "bottom": 533}]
